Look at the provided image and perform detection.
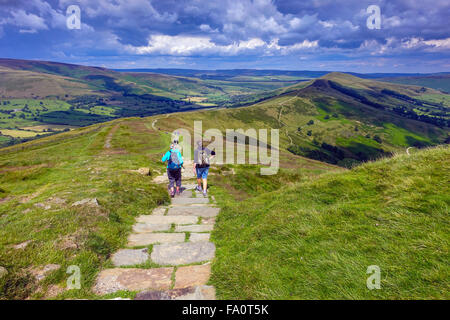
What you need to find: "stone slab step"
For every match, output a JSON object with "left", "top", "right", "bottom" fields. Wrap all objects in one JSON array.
[
  {"left": 132, "top": 223, "right": 171, "bottom": 233},
  {"left": 167, "top": 206, "right": 220, "bottom": 217},
  {"left": 171, "top": 197, "right": 209, "bottom": 205},
  {"left": 111, "top": 249, "right": 149, "bottom": 267},
  {"left": 175, "top": 224, "right": 213, "bottom": 232},
  {"left": 151, "top": 242, "right": 215, "bottom": 265},
  {"left": 174, "top": 264, "right": 211, "bottom": 289},
  {"left": 177, "top": 190, "right": 195, "bottom": 198},
  {"left": 134, "top": 285, "right": 215, "bottom": 300},
  {"left": 136, "top": 215, "right": 198, "bottom": 225},
  {"left": 93, "top": 267, "right": 173, "bottom": 295},
  {"left": 189, "top": 233, "right": 211, "bottom": 242},
  {"left": 180, "top": 184, "right": 197, "bottom": 190},
  {"left": 151, "top": 207, "right": 166, "bottom": 215},
  {"left": 128, "top": 233, "right": 185, "bottom": 247}
]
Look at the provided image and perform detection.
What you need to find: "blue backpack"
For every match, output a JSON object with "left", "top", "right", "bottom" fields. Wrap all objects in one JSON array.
[{"left": 169, "top": 150, "right": 182, "bottom": 168}]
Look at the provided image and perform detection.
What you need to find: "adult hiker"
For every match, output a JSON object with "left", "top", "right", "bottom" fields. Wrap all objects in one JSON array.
[
  {"left": 162, "top": 143, "right": 184, "bottom": 197},
  {"left": 193, "top": 140, "right": 215, "bottom": 197}
]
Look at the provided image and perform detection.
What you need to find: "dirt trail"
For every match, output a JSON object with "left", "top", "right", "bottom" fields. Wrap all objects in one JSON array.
[
  {"left": 277, "top": 93, "right": 299, "bottom": 146},
  {"left": 151, "top": 114, "right": 171, "bottom": 132},
  {"left": 104, "top": 124, "right": 119, "bottom": 149}
]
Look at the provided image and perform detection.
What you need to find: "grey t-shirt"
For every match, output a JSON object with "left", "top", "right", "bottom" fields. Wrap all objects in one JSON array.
[{"left": 194, "top": 147, "right": 216, "bottom": 168}]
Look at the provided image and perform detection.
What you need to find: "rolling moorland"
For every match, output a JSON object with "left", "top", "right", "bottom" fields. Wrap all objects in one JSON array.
[
  {"left": 0, "top": 58, "right": 310, "bottom": 148},
  {"left": 0, "top": 58, "right": 449, "bottom": 299},
  {"left": 0, "top": 59, "right": 449, "bottom": 168},
  {"left": 0, "top": 110, "right": 448, "bottom": 299}
]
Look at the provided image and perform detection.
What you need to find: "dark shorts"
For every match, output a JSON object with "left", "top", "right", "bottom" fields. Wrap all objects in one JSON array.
[{"left": 167, "top": 168, "right": 181, "bottom": 188}]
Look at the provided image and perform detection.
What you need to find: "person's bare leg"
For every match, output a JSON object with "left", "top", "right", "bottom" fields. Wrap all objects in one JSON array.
[
  {"left": 197, "top": 176, "right": 202, "bottom": 192},
  {"left": 203, "top": 179, "right": 207, "bottom": 192}
]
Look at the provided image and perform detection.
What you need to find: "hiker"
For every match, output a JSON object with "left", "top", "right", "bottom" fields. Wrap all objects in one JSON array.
[
  {"left": 162, "top": 143, "right": 183, "bottom": 197},
  {"left": 193, "top": 140, "right": 215, "bottom": 197}
]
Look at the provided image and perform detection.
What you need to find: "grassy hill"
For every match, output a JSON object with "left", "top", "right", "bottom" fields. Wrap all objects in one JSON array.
[
  {"left": 0, "top": 58, "right": 310, "bottom": 147},
  {"left": 379, "top": 74, "right": 450, "bottom": 93},
  {"left": 0, "top": 113, "right": 338, "bottom": 299},
  {"left": 0, "top": 107, "right": 447, "bottom": 299},
  {"left": 266, "top": 73, "right": 449, "bottom": 165},
  {"left": 151, "top": 72, "right": 449, "bottom": 167},
  {"left": 210, "top": 145, "right": 449, "bottom": 299},
  {"left": 1, "top": 59, "right": 449, "bottom": 166}
]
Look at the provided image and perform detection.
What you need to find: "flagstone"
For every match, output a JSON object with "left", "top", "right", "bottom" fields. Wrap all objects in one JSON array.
[
  {"left": 151, "top": 242, "right": 215, "bottom": 265},
  {"left": 189, "top": 233, "right": 211, "bottom": 242},
  {"left": 167, "top": 206, "right": 220, "bottom": 217},
  {"left": 93, "top": 268, "right": 173, "bottom": 295},
  {"left": 174, "top": 265, "right": 211, "bottom": 289},
  {"left": 128, "top": 233, "right": 185, "bottom": 246},
  {"left": 132, "top": 223, "right": 170, "bottom": 233},
  {"left": 151, "top": 207, "right": 166, "bottom": 215},
  {"left": 134, "top": 285, "right": 215, "bottom": 300},
  {"left": 171, "top": 197, "right": 209, "bottom": 205},
  {"left": 136, "top": 215, "right": 197, "bottom": 225},
  {"left": 111, "top": 249, "right": 148, "bottom": 266},
  {"left": 175, "top": 224, "right": 213, "bottom": 232}
]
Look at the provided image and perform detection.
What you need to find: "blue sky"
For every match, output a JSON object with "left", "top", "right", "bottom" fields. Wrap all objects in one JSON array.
[{"left": 0, "top": 0, "right": 449, "bottom": 72}]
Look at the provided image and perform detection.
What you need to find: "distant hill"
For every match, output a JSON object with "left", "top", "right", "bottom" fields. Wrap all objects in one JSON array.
[
  {"left": 0, "top": 58, "right": 305, "bottom": 147},
  {"left": 115, "top": 67, "right": 450, "bottom": 81},
  {"left": 1, "top": 59, "right": 449, "bottom": 161},
  {"left": 378, "top": 74, "right": 450, "bottom": 93}
]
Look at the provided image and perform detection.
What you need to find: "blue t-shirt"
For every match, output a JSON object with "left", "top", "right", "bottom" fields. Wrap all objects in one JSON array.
[{"left": 162, "top": 149, "right": 183, "bottom": 169}]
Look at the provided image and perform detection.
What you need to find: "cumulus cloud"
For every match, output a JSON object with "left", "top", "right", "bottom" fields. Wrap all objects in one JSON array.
[
  {"left": 126, "top": 34, "right": 318, "bottom": 56},
  {"left": 2, "top": 9, "right": 48, "bottom": 33},
  {"left": 0, "top": 0, "right": 448, "bottom": 71}
]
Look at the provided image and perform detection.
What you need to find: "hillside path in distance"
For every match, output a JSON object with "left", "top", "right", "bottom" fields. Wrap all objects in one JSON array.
[{"left": 93, "top": 176, "right": 218, "bottom": 300}]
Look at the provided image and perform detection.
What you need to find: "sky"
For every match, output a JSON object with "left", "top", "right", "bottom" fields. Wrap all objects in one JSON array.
[{"left": 0, "top": 0, "right": 449, "bottom": 73}]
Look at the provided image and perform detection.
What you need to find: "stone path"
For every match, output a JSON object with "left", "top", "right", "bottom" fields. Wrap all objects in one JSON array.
[{"left": 93, "top": 185, "right": 219, "bottom": 300}]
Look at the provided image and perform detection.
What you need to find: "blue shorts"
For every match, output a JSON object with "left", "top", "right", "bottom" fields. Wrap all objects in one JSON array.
[{"left": 196, "top": 166, "right": 209, "bottom": 179}]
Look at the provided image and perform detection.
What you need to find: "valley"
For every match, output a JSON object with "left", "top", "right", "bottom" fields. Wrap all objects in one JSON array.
[{"left": 0, "top": 59, "right": 448, "bottom": 169}]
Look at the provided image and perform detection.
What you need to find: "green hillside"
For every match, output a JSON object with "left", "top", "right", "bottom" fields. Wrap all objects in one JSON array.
[
  {"left": 380, "top": 74, "right": 450, "bottom": 93},
  {"left": 0, "top": 114, "right": 337, "bottom": 299},
  {"left": 1, "top": 61, "right": 449, "bottom": 166},
  {"left": 0, "top": 58, "right": 304, "bottom": 147},
  {"left": 210, "top": 145, "right": 449, "bottom": 299},
  {"left": 0, "top": 110, "right": 447, "bottom": 299},
  {"left": 151, "top": 73, "right": 449, "bottom": 168}
]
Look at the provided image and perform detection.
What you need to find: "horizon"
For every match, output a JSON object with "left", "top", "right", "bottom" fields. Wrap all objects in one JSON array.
[
  {"left": 0, "top": 1, "right": 449, "bottom": 73},
  {"left": 3, "top": 57, "right": 450, "bottom": 76}
]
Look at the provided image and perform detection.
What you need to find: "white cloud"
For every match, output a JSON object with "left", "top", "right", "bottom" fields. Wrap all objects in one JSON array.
[
  {"left": 423, "top": 38, "right": 450, "bottom": 49},
  {"left": 401, "top": 37, "right": 450, "bottom": 50},
  {"left": 58, "top": 0, "right": 177, "bottom": 24},
  {"left": 127, "top": 34, "right": 317, "bottom": 56},
  {"left": 4, "top": 9, "right": 48, "bottom": 33}
]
